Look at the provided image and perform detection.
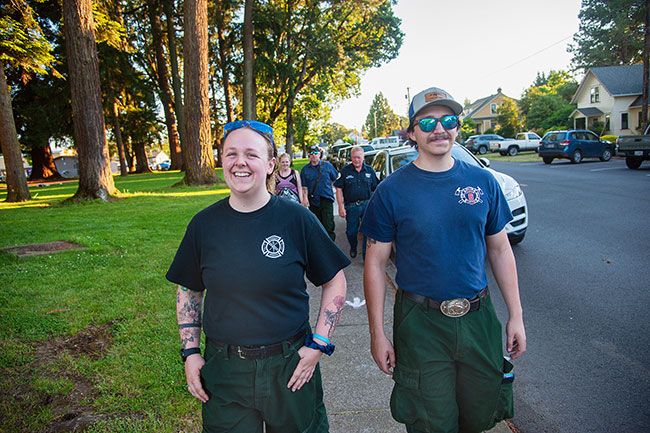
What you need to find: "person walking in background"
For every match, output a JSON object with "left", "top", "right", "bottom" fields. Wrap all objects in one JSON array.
[
  {"left": 362, "top": 87, "right": 526, "bottom": 433},
  {"left": 167, "top": 120, "right": 350, "bottom": 433},
  {"left": 301, "top": 145, "right": 339, "bottom": 240},
  {"left": 334, "top": 146, "right": 378, "bottom": 258},
  {"left": 276, "top": 152, "right": 304, "bottom": 204}
]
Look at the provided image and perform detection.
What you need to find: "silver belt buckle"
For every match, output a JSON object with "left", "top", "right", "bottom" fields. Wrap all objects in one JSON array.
[{"left": 440, "top": 298, "right": 471, "bottom": 317}]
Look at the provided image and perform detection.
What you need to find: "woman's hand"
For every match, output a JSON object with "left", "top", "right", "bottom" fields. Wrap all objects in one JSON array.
[
  {"left": 185, "top": 354, "right": 209, "bottom": 403},
  {"left": 287, "top": 346, "right": 322, "bottom": 392}
]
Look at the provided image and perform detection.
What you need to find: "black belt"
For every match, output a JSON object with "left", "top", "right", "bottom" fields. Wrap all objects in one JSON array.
[
  {"left": 207, "top": 329, "right": 306, "bottom": 360},
  {"left": 345, "top": 199, "right": 368, "bottom": 206},
  {"left": 401, "top": 287, "right": 488, "bottom": 317}
]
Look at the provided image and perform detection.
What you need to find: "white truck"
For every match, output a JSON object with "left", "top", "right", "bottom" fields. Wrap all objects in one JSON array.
[
  {"left": 490, "top": 132, "right": 541, "bottom": 156},
  {"left": 369, "top": 136, "right": 403, "bottom": 149}
]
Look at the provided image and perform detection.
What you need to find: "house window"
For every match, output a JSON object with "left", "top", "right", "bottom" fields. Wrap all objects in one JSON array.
[
  {"left": 490, "top": 120, "right": 497, "bottom": 129},
  {"left": 621, "top": 113, "right": 628, "bottom": 130},
  {"left": 590, "top": 86, "right": 600, "bottom": 103},
  {"left": 491, "top": 103, "right": 497, "bottom": 114}
]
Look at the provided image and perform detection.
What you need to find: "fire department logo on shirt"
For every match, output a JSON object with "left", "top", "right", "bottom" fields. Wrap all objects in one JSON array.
[
  {"left": 261, "top": 235, "right": 285, "bottom": 258},
  {"left": 455, "top": 186, "right": 484, "bottom": 205}
]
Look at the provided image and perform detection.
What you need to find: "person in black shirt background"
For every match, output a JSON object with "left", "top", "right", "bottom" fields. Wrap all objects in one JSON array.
[{"left": 334, "top": 146, "right": 379, "bottom": 258}]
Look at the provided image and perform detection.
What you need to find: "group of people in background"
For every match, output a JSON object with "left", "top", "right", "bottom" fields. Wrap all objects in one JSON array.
[
  {"left": 168, "top": 85, "right": 526, "bottom": 433},
  {"left": 274, "top": 143, "right": 377, "bottom": 259}
]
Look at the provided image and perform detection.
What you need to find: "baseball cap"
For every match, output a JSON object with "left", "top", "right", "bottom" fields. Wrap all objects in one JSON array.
[
  {"left": 308, "top": 145, "right": 321, "bottom": 154},
  {"left": 408, "top": 87, "right": 463, "bottom": 120}
]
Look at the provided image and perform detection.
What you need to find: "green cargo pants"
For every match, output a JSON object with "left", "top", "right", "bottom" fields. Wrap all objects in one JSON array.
[
  {"left": 391, "top": 289, "right": 514, "bottom": 433},
  {"left": 200, "top": 338, "right": 329, "bottom": 433}
]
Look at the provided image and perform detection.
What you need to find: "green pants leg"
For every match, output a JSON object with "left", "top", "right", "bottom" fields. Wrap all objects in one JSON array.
[
  {"left": 391, "top": 289, "right": 513, "bottom": 433},
  {"left": 309, "top": 198, "right": 335, "bottom": 241}
]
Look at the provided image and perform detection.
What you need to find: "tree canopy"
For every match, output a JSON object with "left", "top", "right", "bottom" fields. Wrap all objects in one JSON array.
[{"left": 364, "top": 92, "right": 401, "bottom": 138}]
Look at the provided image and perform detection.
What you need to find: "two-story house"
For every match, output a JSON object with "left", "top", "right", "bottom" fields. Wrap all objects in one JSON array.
[
  {"left": 570, "top": 64, "right": 649, "bottom": 136},
  {"left": 462, "top": 88, "right": 517, "bottom": 134}
]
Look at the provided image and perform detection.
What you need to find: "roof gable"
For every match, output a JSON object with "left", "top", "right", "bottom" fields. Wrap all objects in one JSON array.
[{"left": 590, "top": 64, "right": 647, "bottom": 96}]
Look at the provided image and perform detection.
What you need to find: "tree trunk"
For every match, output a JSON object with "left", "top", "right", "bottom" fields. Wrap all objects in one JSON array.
[
  {"left": 285, "top": 97, "right": 295, "bottom": 153},
  {"left": 62, "top": 0, "right": 116, "bottom": 201},
  {"left": 111, "top": 100, "right": 128, "bottom": 176},
  {"left": 215, "top": 1, "right": 233, "bottom": 123},
  {"left": 125, "top": 138, "right": 135, "bottom": 172},
  {"left": 642, "top": 0, "right": 649, "bottom": 133},
  {"left": 148, "top": 0, "right": 183, "bottom": 170},
  {"left": 29, "top": 144, "right": 63, "bottom": 181},
  {"left": 133, "top": 141, "right": 152, "bottom": 173},
  {"left": 182, "top": 0, "right": 216, "bottom": 184},
  {"left": 163, "top": 0, "right": 185, "bottom": 157},
  {"left": 242, "top": 0, "right": 256, "bottom": 119},
  {"left": 0, "top": 65, "right": 31, "bottom": 202}
]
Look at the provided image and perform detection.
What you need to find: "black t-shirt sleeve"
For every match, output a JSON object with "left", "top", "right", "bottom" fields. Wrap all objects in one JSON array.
[
  {"left": 304, "top": 217, "right": 351, "bottom": 286},
  {"left": 166, "top": 219, "right": 204, "bottom": 291}
]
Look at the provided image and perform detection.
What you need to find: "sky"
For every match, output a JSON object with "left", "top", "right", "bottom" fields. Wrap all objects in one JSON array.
[{"left": 329, "top": 0, "right": 583, "bottom": 132}]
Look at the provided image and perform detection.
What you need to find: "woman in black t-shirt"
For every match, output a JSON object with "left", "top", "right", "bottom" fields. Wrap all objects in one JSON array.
[{"left": 167, "top": 120, "right": 349, "bottom": 433}]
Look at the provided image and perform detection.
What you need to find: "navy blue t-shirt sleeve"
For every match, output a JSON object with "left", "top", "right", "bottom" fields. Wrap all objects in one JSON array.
[
  {"left": 300, "top": 167, "right": 309, "bottom": 188},
  {"left": 328, "top": 163, "right": 339, "bottom": 181},
  {"left": 304, "top": 216, "right": 350, "bottom": 286},
  {"left": 485, "top": 177, "right": 513, "bottom": 236},
  {"left": 360, "top": 186, "right": 395, "bottom": 243},
  {"left": 333, "top": 168, "right": 345, "bottom": 188},
  {"left": 166, "top": 219, "right": 204, "bottom": 291}
]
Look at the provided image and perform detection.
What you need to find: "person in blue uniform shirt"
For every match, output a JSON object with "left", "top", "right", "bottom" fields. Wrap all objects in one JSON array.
[
  {"left": 300, "top": 145, "right": 339, "bottom": 240},
  {"left": 362, "top": 87, "right": 527, "bottom": 433},
  {"left": 334, "top": 146, "right": 379, "bottom": 258}
]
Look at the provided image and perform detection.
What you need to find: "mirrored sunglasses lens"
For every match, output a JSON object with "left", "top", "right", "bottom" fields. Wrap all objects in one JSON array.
[
  {"left": 440, "top": 116, "right": 458, "bottom": 129},
  {"left": 418, "top": 118, "right": 437, "bottom": 132}
]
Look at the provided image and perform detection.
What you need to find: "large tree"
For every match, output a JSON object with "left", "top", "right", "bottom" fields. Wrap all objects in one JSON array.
[
  {"left": 242, "top": 0, "right": 256, "bottom": 119},
  {"left": 254, "top": 0, "right": 403, "bottom": 147},
  {"left": 63, "top": 0, "right": 117, "bottom": 200},
  {"left": 495, "top": 99, "right": 523, "bottom": 138},
  {"left": 182, "top": 0, "right": 216, "bottom": 185},
  {"left": 364, "top": 93, "right": 401, "bottom": 138},
  {"left": 569, "top": 0, "right": 646, "bottom": 70},
  {"left": 0, "top": 0, "right": 56, "bottom": 201}
]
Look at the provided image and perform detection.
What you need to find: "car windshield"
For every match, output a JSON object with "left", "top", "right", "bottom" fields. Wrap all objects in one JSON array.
[
  {"left": 391, "top": 150, "right": 418, "bottom": 171},
  {"left": 543, "top": 132, "right": 566, "bottom": 142},
  {"left": 452, "top": 145, "right": 481, "bottom": 167}
]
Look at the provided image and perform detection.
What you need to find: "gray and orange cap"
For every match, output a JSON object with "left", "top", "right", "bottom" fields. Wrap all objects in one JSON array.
[{"left": 408, "top": 87, "right": 463, "bottom": 121}]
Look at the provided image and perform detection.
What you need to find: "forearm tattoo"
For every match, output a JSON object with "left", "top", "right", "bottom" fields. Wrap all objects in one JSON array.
[
  {"left": 177, "top": 286, "right": 204, "bottom": 349},
  {"left": 323, "top": 295, "right": 345, "bottom": 338}
]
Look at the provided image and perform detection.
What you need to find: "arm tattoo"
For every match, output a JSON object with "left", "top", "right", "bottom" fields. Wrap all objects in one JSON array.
[
  {"left": 177, "top": 286, "right": 204, "bottom": 349},
  {"left": 323, "top": 295, "right": 345, "bottom": 338}
]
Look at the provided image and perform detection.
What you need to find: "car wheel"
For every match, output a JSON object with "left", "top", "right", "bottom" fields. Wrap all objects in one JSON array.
[
  {"left": 599, "top": 149, "right": 612, "bottom": 162},
  {"left": 625, "top": 156, "right": 643, "bottom": 169},
  {"left": 499, "top": 151, "right": 507, "bottom": 156},
  {"left": 570, "top": 149, "right": 583, "bottom": 164},
  {"left": 478, "top": 145, "right": 488, "bottom": 155},
  {"left": 543, "top": 156, "right": 553, "bottom": 164},
  {"left": 507, "top": 146, "right": 518, "bottom": 156}
]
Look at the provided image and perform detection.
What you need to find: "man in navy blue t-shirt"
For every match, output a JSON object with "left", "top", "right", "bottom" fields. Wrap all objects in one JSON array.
[
  {"left": 301, "top": 145, "right": 339, "bottom": 241},
  {"left": 361, "top": 86, "right": 527, "bottom": 433}
]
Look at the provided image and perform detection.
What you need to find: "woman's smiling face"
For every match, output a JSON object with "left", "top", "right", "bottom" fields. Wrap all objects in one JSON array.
[{"left": 222, "top": 128, "right": 275, "bottom": 197}]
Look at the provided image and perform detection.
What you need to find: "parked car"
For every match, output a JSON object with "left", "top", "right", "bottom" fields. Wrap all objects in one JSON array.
[
  {"left": 370, "top": 144, "right": 528, "bottom": 244},
  {"left": 157, "top": 160, "right": 171, "bottom": 170},
  {"left": 369, "top": 136, "right": 403, "bottom": 149},
  {"left": 333, "top": 144, "right": 374, "bottom": 171},
  {"left": 616, "top": 124, "right": 650, "bottom": 169},
  {"left": 538, "top": 130, "right": 614, "bottom": 164},
  {"left": 465, "top": 134, "right": 506, "bottom": 155},
  {"left": 325, "top": 142, "right": 349, "bottom": 161},
  {"left": 490, "top": 132, "right": 541, "bottom": 156}
]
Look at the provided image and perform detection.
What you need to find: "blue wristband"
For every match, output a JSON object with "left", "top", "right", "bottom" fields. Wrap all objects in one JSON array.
[
  {"left": 304, "top": 334, "right": 335, "bottom": 356},
  {"left": 312, "top": 333, "right": 331, "bottom": 344}
]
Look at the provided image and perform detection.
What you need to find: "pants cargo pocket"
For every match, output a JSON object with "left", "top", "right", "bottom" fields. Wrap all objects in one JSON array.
[
  {"left": 390, "top": 364, "right": 429, "bottom": 430},
  {"left": 492, "top": 357, "right": 515, "bottom": 422}
]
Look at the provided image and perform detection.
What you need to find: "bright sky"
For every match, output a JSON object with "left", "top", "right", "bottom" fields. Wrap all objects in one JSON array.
[{"left": 329, "top": 0, "right": 583, "bottom": 132}]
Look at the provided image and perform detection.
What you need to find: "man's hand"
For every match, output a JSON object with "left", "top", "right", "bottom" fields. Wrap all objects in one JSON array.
[
  {"left": 339, "top": 207, "right": 346, "bottom": 218},
  {"left": 370, "top": 332, "right": 395, "bottom": 375},
  {"left": 506, "top": 316, "right": 527, "bottom": 359},
  {"left": 185, "top": 354, "right": 209, "bottom": 403},
  {"left": 287, "top": 346, "right": 322, "bottom": 392}
]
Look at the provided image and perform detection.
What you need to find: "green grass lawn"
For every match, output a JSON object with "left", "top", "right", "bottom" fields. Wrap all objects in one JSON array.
[
  {"left": 0, "top": 169, "right": 244, "bottom": 432},
  {"left": 479, "top": 151, "right": 542, "bottom": 163}
]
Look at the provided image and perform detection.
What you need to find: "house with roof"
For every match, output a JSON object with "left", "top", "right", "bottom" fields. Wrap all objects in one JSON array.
[
  {"left": 462, "top": 88, "right": 517, "bottom": 134},
  {"left": 570, "top": 64, "right": 649, "bottom": 136}
]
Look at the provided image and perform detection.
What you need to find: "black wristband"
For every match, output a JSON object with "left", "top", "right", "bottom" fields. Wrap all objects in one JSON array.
[
  {"left": 180, "top": 347, "right": 201, "bottom": 362},
  {"left": 178, "top": 322, "right": 202, "bottom": 329},
  {"left": 304, "top": 334, "right": 335, "bottom": 356}
]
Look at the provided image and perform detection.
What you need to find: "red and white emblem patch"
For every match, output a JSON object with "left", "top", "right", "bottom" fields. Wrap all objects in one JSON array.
[{"left": 455, "top": 186, "right": 483, "bottom": 205}]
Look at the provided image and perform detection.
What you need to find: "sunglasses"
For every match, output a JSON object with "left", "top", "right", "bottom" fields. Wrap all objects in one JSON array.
[
  {"left": 223, "top": 120, "right": 274, "bottom": 137},
  {"left": 309, "top": 150, "right": 320, "bottom": 155},
  {"left": 416, "top": 115, "right": 460, "bottom": 132}
]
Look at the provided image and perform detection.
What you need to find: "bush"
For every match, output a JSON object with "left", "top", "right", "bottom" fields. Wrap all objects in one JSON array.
[{"left": 600, "top": 134, "right": 617, "bottom": 143}]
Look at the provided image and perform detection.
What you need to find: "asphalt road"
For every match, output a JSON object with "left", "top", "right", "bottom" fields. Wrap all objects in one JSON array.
[{"left": 486, "top": 157, "right": 650, "bottom": 433}]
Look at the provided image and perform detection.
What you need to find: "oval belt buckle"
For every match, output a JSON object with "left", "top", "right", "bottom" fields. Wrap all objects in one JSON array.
[{"left": 440, "top": 298, "right": 471, "bottom": 317}]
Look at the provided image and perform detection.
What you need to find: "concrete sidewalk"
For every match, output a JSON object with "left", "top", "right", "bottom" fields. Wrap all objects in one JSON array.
[{"left": 306, "top": 216, "right": 512, "bottom": 433}]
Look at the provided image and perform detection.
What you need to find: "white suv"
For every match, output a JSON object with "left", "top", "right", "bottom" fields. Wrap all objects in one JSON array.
[{"left": 370, "top": 144, "right": 528, "bottom": 245}]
